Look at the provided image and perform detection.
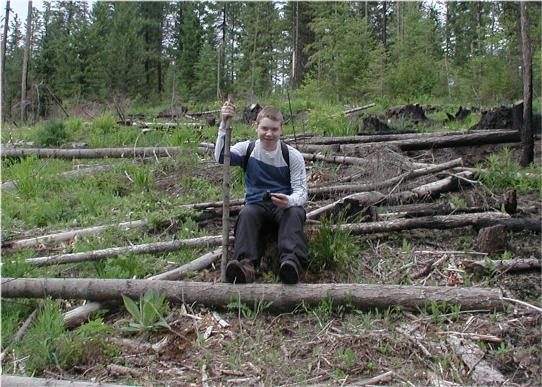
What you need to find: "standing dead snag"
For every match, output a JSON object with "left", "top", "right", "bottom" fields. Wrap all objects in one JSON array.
[
  {"left": 520, "top": 2, "right": 534, "bottom": 166},
  {"left": 2, "top": 278, "right": 505, "bottom": 312}
]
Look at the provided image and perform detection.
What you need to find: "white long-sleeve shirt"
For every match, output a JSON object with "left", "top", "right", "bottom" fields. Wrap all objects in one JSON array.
[{"left": 215, "top": 123, "right": 307, "bottom": 207}]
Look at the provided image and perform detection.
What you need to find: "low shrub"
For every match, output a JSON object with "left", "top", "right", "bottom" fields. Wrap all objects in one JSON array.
[
  {"left": 308, "top": 216, "right": 360, "bottom": 272},
  {"left": 33, "top": 121, "right": 70, "bottom": 147}
]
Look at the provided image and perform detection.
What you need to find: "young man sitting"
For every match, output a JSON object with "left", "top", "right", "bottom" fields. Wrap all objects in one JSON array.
[{"left": 215, "top": 100, "right": 308, "bottom": 284}]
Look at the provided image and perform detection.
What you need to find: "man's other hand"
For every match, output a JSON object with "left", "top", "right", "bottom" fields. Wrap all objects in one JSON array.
[
  {"left": 221, "top": 100, "right": 236, "bottom": 122},
  {"left": 271, "top": 193, "right": 289, "bottom": 208}
]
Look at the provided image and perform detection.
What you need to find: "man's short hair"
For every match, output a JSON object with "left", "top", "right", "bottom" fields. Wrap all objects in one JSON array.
[{"left": 256, "top": 106, "right": 283, "bottom": 125}]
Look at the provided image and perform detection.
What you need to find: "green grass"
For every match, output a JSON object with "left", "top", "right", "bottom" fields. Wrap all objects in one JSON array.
[
  {"left": 8, "top": 300, "right": 115, "bottom": 374},
  {"left": 478, "top": 147, "right": 542, "bottom": 198},
  {"left": 308, "top": 215, "right": 360, "bottom": 273}
]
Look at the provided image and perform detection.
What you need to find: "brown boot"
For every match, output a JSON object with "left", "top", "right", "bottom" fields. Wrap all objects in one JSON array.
[{"left": 225, "top": 259, "right": 256, "bottom": 284}]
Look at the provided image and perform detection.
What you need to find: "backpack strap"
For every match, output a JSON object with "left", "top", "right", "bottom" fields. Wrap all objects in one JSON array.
[
  {"left": 280, "top": 141, "right": 290, "bottom": 169},
  {"left": 242, "top": 140, "right": 291, "bottom": 173},
  {"left": 242, "top": 141, "right": 256, "bottom": 172}
]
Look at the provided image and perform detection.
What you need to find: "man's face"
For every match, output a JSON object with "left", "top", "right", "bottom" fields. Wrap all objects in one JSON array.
[{"left": 256, "top": 117, "right": 282, "bottom": 150}]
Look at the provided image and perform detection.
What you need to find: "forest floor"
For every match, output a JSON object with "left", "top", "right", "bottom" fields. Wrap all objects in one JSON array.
[{"left": 1, "top": 114, "right": 541, "bottom": 386}]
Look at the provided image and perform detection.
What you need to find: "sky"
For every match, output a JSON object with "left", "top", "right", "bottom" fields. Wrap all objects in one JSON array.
[{"left": 1, "top": 0, "right": 43, "bottom": 22}]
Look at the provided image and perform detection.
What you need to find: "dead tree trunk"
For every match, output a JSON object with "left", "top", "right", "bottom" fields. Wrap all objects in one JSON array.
[
  {"left": 309, "top": 158, "right": 462, "bottom": 197},
  {"left": 1, "top": 146, "right": 207, "bottom": 159},
  {"left": 328, "top": 212, "right": 510, "bottom": 235},
  {"left": 294, "top": 129, "right": 495, "bottom": 145},
  {"left": 25, "top": 235, "right": 230, "bottom": 266},
  {"left": 1, "top": 375, "right": 128, "bottom": 387},
  {"left": 3, "top": 220, "right": 148, "bottom": 251},
  {"left": 520, "top": 2, "right": 534, "bottom": 166},
  {"left": 63, "top": 248, "right": 223, "bottom": 328},
  {"left": 307, "top": 171, "right": 474, "bottom": 219},
  {"left": 1, "top": 278, "right": 505, "bottom": 312},
  {"left": 340, "top": 129, "right": 520, "bottom": 153},
  {"left": 462, "top": 258, "right": 541, "bottom": 273},
  {"left": 4, "top": 198, "right": 247, "bottom": 252},
  {"left": 20, "top": 0, "right": 32, "bottom": 122},
  {"left": 1, "top": 0, "right": 10, "bottom": 116}
]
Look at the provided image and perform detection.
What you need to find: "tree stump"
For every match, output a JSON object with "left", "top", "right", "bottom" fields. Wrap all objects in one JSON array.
[
  {"left": 470, "top": 103, "right": 524, "bottom": 130},
  {"left": 357, "top": 116, "right": 392, "bottom": 134},
  {"left": 242, "top": 103, "right": 262, "bottom": 123},
  {"left": 476, "top": 224, "right": 507, "bottom": 255},
  {"left": 387, "top": 104, "right": 428, "bottom": 123},
  {"left": 502, "top": 189, "right": 517, "bottom": 214}
]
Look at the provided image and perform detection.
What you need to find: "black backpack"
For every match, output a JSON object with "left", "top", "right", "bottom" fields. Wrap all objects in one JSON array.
[{"left": 242, "top": 141, "right": 290, "bottom": 174}]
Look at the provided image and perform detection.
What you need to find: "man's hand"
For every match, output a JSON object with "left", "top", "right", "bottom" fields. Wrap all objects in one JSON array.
[
  {"left": 271, "top": 193, "right": 289, "bottom": 209},
  {"left": 220, "top": 100, "right": 236, "bottom": 122}
]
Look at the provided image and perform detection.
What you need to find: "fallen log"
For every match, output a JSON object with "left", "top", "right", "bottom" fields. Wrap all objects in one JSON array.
[
  {"left": 1, "top": 278, "right": 505, "bottom": 312},
  {"left": 481, "top": 218, "right": 541, "bottom": 233},
  {"left": 25, "top": 235, "right": 230, "bottom": 266},
  {"left": 1, "top": 146, "right": 208, "bottom": 159},
  {"left": 1, "top": 375, "right": 129, "bottom": 387},
  {"left": 343, "top": 103, "right": 376, "bottom": 115},
  {"left": 3, "top": 220, "right": 148, "bottom": 250},
  {"left": 378, "top": 202, "right": 456, "bottom": 219},
  {"left": 306, "top": 171, "right": 474, "bottom": 220},
  {"left": 330, "top": 212, "right": 510, "bottom": 235},
  {"left": 301, "top": 152, "right": 375, "bottom": 167},
  {"left": 447, "top": 335, "right": 505, "bottom": 385},
  {"left": 462, "top": 258, "right": 541, "bottom": 273},
  {"left": 293, "top": 129, "right": 489, "bottom": 145},
  {"left": 63, "top": 248, "right": 222, "bottom": 327},
  {"left": 308, "top": 158, "right": 463, "bottom": 197},
  {"left": 4, "top": 198, "right": 246, "bottom": 252},
  {"left": 340, "top": 129, "right": 520, "bottom": 153}
]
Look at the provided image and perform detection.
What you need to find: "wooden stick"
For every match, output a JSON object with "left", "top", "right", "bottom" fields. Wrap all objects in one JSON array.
[
  {"left": 221, "top": 95, "right": 234, "bottom": 282},
  {"left": 503, "top": 297, "right": 542, "bottom": 313},
  {"left": 358, "top": 370, "right": 394, "bottom": 385},
  {"left": 436, "top": 331, "right": 502, "bottom": 343}
]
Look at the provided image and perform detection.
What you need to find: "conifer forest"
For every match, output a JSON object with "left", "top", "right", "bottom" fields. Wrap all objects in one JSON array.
[{"left": 1, "top": 1, "right": 541, "bottom": 386}]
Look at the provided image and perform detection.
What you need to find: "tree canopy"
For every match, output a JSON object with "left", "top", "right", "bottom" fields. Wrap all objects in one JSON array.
[{"left": 1, "top": 1, "right": 540, "bottom": 120}]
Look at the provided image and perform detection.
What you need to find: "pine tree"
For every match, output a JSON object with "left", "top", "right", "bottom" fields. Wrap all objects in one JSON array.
[
  {"left": 138, "top": 1, "right": 165, "bottom": 101},
  {"left": 192, "top": 39, "right": 217, "bottom": 102},
  {"left": 384, "top": 3, "right": 445, "bottom": 100}
]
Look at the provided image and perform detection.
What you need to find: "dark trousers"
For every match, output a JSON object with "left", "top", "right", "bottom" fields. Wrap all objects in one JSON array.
[{"left": 233, "top": 203, "right": 308, "bottom": 270}]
